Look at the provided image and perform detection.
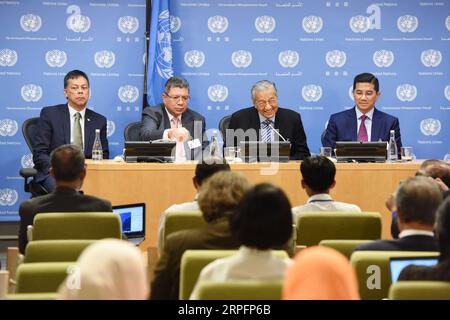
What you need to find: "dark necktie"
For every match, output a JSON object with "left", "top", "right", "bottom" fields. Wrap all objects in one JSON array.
[{"left": 358, "top": 114, "right": 368, "bottom": 142}]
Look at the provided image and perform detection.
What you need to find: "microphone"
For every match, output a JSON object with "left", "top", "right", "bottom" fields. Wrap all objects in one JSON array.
[{"left": 268, "top": 122, "right": 288, "bottom": 142}]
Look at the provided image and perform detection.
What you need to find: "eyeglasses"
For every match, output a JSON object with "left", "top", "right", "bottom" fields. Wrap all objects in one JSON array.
[
  {"left": 165, "top": 93, "right": 190, "bottom": 102},
  {"left": 255, "top": 98, "right": 277, "bottom": 109}
]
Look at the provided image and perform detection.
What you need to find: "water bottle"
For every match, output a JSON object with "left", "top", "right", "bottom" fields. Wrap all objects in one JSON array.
[
  {"left": 387, "top": 130, "right": 398, "bottom": 161},
  {"left": 209, "top": 130, "right": 219, "bottom": 157},
  {"left": 92, "top": 129, "right": 103, "bottom": 161}
]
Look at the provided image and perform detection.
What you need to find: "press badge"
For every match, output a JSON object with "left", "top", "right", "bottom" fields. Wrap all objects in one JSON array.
[{"left": 188, "top": 139, "right": 201, "bottom": 149}]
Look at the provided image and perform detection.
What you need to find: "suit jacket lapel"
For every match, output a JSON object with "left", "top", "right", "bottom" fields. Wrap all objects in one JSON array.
[
  {"left": 160, "top": 104, "right": 171, "bottom": 130},
  {"left": 84, "top": 108, "right": 95, "bottom": 153},
  {"left": 350, "top": 107, "right": 358, "bottom": 141},
  {"left": 250, "top": 107, "right": 261, "bottom": 132},
  {"left": 62, "top": 104, "right": 71, "bottom": 145},
  {"left": 371, "top": 108, "right": 381, "bottom": 141}
]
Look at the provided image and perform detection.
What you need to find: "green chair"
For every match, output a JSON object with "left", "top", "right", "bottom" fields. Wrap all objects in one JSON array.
[
  {"left": 179, "top": 249, "right": 289, "bottom": 300},
  {"left": 32, "top": 212, "right": 121, "bottom": 241},
  {"left": 318, "top": 239, "right": 374, "bottom": 259},
  {"left": 350, "top": 251, "right": 439, "bottom": 300},
  {"left": 163, "top": 211, "right": 206, "bottom": 244},
  {"left": 5, "top": 293, "right": 58, "bottom": 300},
  {"left": 295, "top": 211, "right": 382, "bottom": 247},
  {"left": 24, "top": 239, "right": 95, "bottom": 263},
  {"left": 15, "top": 262, "right": 74, "bottom": 293},
  {"left": 388, "top": 281, "right": 450, "bottom": 300},
  {"left": 196, "top": 280, "right": 283, "bottom": 300}
]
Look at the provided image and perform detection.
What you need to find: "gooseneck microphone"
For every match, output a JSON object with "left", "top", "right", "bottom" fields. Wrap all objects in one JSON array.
[{"left": 268, "top": 122, "right": 288, "bottom": 142}]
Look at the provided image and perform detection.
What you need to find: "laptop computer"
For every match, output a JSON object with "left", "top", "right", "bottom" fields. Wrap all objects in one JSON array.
[
  {"left": 112, "top": 203, "right": 146, "bottom": 246},
  {"left": 389, "top": 256, "right": 439, "bottom": 284},
  {"left": 335, "top": 141, "right": 387, "bottom": 163},
  {"left": 239, "top": 141, "right": 291, "bottom": 162},
  {"left": 124, "top": 141, "right": 175, "bottom": 163}
]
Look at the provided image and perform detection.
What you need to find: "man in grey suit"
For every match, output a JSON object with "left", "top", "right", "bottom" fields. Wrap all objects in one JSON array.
[
  {"left": 18, "top": 144, "right": 112, "bottom": 254},
  {"left": 140, "top": 77, "right": 206, "bottom": 161}
]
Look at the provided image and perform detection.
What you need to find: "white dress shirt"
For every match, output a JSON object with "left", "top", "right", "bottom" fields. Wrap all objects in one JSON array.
[
  {"left": 292, "top": 193, "right": 361, "bottom": 218},
  {"left": 355, "top": 107, "right": 374, "bottom": 142},
  {"left": 162, "top": 110, "right": 186, "bottom": 161},
  {"left": 67, "top": 104, "right": 86, "bottom": 148}
]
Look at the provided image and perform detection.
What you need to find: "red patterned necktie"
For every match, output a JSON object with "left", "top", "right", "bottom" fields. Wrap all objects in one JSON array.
[{"left": 358, "top": 114, "right": 368, "bottom": 142}]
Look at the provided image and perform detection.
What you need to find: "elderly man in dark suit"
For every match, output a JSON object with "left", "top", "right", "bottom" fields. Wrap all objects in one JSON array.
[
  {"left": 18, "top": 144, "right": 112, "bottom": 254},
  {"left": 226, "top": 80, "right": 310, "bottom": 160},
  {"left": 354, "top": 176, "right": 443, "bottom": 252},
  {"left": 322, "top": 72, "right": 402, "bottom": 152},
  {"left": 140, "top": 76, "right": 206, "bottom": 161},
  {"left": 33, "top": 69, "right": 109, "bottom": 193}
]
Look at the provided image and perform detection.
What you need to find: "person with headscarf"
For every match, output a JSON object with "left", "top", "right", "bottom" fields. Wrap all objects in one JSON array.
[
  {"left": 283, "top": 246, "right": 360, "bottom": 300},
  {"left": 58, "top": 239, "right": 148, "bottom": 300}
]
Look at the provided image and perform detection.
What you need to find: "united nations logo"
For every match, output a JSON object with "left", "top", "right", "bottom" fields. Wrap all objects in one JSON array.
[
  {"left": 107, "top": 120, "right": 115, "bottom": 137},
  {"left": 0, "top": 119, "right": 19, "bottom": 137},
  {"left": 207, "top": 15, "right": 229, "bottom": 33},
  {"left": 446, "top": 16, "right": 450, "bottom": 32},
  {"left": 66, "top": 5, "right": 91, "bottom": 33},
  {"left": 349, "top": 15, "right": 371, "bottom": 33},
  {"left": 420, "top": 118, "right": 441, "bottom": 136},
  {"left": 373, "top": 50, "right": 394, "bottom": 68},
  {"left": 278, "top": 50, "right": 299, "bottom": 68},
  {"left": 0, "top": 189, "right": 19, "bottom": 206},
  {"left": 0, "top": 49, "right": 18, "bottom": 67},
  {"left": 397, "top": 15, "right": 418, "bottom": 33},
  {"left": 445, "top": 85, "right": 450, "bottom": 101},
  {"left": 302, "top": 84, "right": 323, "bottom": 102},
  {"left": 21, "top": 84, "right": 43, "bottom": 102},
  {"left": 208, "top": 84, "right": 228, "bottom": 102},
  {"left": 21, "top": 154, "right": 34, "bottom": 169},
  {"left": 421, "top": 49, "right": 442, "bottom": 67},
  {"left": 45, "top": 50, "right": 67, "bottom": 68},
  {"left": 184, "top": 50, "right": 205, "bottom": 68},
  {"left": 255, "top": 16, "right": 276, "bottom": 34},
  {"left": 170, "top": 15, "right": 181, "bottom": 33},
  {"left": 231, "top": 50, "right": 252, "bottom": 68},
  {"left": 156, "top": 10, "right": 173, "bottom": 79},
  {"left": 94, "top": 50, "right": 116, "bottom": 68},
  {"left": 396, "top": 84, "right": 417, "bottom": 102},
  {"left": 302, "top": 16, "right": 323, "bottom": 34},
  {"left": 118, "top": 85, "right": 139, "bottom": 103},
  {"left": 118, "top": 16, "right": 139, "bottom": 34},
  {"left": 325, "top": 50, "right": 346, "bottom": 68},
  {"left": 20, "top": 14, "right": 42, "bottom": 32}
]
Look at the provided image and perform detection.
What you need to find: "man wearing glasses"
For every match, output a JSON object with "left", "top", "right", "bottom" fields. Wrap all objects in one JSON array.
[
  {"left": 33, "top": 69, "right": 109, "bottom": 193},
  {"left": 140, "top": 76, "right": 206, "bottom": 161},
  {"left": 227, "top": 80, "right": 310, "bottom": 160}
]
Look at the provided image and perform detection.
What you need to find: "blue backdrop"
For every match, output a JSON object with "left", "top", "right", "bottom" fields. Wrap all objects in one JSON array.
[{"left": 1, "top": 0, "right": 449, "bottom": 220}]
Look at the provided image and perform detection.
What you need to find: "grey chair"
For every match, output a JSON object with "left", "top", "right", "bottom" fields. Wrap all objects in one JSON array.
[
  {"left": 124, "top": 121, "right": 141, "bottom": 141},
  {"left": 219, "top": 115, "right": 231, "bottom": 141}
]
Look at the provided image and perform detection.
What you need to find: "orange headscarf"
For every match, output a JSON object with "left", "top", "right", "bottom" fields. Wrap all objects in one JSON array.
[{"left": 283, "top": 246, "right": 360, "bottom": 300}]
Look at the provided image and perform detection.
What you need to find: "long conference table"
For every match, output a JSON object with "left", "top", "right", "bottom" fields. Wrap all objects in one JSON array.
[{"left": 83, "top": 160, "right": 422, "bottom": 251}]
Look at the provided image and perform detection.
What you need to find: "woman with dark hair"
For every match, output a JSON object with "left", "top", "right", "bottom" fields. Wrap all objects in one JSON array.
[{"left": 190, "top": 183, "right": 293, "bottom": 299}]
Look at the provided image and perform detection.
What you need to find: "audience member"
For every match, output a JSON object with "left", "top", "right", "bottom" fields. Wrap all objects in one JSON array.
[
  {"left": 151, "top": 171, "right": 251, "bottom": 300},
  {"left": 190, "top": 183, "right": 293, "bottom": 299},
  {"left": 18, "top": 144, "right": 112, "bottom": 254},
  {"left": 157, "top": 158, "right": 231, "bottom": 252},
  {"left": 355, "top": 176, "right": 442, "bottom": 252},
  {"left": 227, "top": 80, "right": 310, "bottom": 160},
  {"left": 140, "top": 76, "right": 206, "bottom": 161},
  {"left": 292, "top": 156, "right": 361, "bottom": 216},
  {"left": 58, "top": 239, "right": 148, "bottom": 300},
  {"left": 283, "top": 246, "right": 360, "bottom": 300},
  {"left": 33, "top": 69, "right": 109, "bottom": 192},
  {"left": 398, "top": 197, "right": 450, "bottom": 281}
]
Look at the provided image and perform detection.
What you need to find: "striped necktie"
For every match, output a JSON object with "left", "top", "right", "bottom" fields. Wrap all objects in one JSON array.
[{"left": 261, "top": 119, "right": 273, "bottom": 142}]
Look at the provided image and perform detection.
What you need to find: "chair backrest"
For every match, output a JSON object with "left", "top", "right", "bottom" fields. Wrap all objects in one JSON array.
[
  {"left": 32, "top": 212, "right": 121, "bottom": 241},
  {"left": 350, "top": 250, "right": 439, "bottom": 300},
  {"left": 388, "top": 281, "right": 450, "bottom": 300},
  {"left": 219, "top": 115, "right": 231, "bottom": 141},
  {"left": 5, "top": 292, "right": 58, "bottom": 300},
  {"left": 196, "top": 280, "right": 283, "bottom": 300},
  {"left": 15, "top": 262, "right": 73, "bottom": 293},
  {"left": 318, "top": 239, "right": 374, "bottom": 259},
  {"left": 295, "top": 211, "right": 382, "bottom": 247},
  {"left": 22, "top": 117, "right": 40, "bottom": 152},
  {"left": 179, "top": 249, "right": 289, "bottom": 300},
  {"left": 24, "top": 239, "right": 95, "bottom": 263},
  {"left": 164, "top": 211, "right": 206, "bottom": 245},
  {"left": 124, "top": 121, "right": 141, "bottom": 141}
]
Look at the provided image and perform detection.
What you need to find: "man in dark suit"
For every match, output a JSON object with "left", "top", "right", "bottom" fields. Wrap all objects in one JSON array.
[
  {"left": 33, "top": 70, "right": 109, "bottom": 193},
  {"left": 322, "top": 72, "right": 402, "bottom": 152},
  {"left": 226, "top": 80, "right": 310, "bottom": 160},
  {"left": 140, "top": 76, "right": 206, "bottom": 161},
  {"left": 354, "top": 176, "right": 443, "bottom": 252},
  {"left": 18, "top": 144, "right": 112, "bottom": 254}
]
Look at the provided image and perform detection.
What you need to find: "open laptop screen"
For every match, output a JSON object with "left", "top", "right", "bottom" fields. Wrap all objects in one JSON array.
[
  {"left": 389, "top": 256, "right": 439, "bottom": 284},
  {"left": 112, "top": 203, "right": 145, "bottom": 239}
]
